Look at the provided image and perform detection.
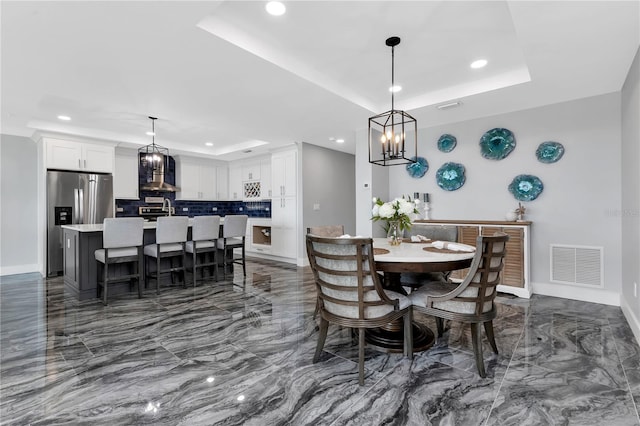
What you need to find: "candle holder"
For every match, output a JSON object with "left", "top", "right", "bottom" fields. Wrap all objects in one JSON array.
[
  {"left": 422, "top": 193, "right": 431, "bottom": 219},
  {"left": 423, "top": 202, "right": 431, "bottom": 220}
]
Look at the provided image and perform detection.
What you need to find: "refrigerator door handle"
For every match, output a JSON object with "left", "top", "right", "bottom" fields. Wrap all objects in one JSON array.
[
  {"left": 73, "top": 188, "right": 79, "bottom": 223},
  {"left": 78, "top": 188, "right": 84, "bottom": 224}
]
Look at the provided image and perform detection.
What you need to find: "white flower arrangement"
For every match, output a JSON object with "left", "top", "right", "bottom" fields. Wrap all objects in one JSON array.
[{"left": 371, "top": 196, "right": 420, "bottom": 232}]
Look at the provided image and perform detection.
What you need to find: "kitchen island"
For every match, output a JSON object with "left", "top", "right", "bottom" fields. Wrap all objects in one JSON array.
[{"left": 61, "top": 219, "right": 226, "bottom": 300}]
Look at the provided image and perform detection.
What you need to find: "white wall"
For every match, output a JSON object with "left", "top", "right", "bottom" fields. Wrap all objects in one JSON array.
[
  {"left": 384, "top": 93, "right": 623, "bottom": 305},
  {"left": 620, "top": 47, "right": 640, "bottom": 338},
  {"left": 0, "top": 134, "right": 39, "bottom": 275},
  {"left": 301, "top": 143, "right": 356, "bottom": 234}
]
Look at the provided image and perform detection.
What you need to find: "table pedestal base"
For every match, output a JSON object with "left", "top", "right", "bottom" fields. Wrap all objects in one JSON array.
[{"left": 366, "top": 322, "right": 435, "bottom": 353}]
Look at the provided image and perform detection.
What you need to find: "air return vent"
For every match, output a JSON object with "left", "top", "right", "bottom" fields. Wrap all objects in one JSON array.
[{"left": 550, "top": 244, "right": 603, "bottom": 287}]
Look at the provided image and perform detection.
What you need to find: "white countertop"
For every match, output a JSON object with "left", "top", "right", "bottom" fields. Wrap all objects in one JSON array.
[
  {"left": 372, "top": 237, "right": 475, "bottom": 263},
  {"left": 62, "top": 217, "right": 200, "bottom": 232}
]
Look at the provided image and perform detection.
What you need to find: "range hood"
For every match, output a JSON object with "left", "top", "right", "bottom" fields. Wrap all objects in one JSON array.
[{"left": 139, "top": 153, "right": 180, "bottom": 192}]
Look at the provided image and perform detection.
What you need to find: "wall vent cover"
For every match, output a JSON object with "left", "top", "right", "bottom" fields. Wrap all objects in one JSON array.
[{"left": 550, "top": 244, "right": 603, "bottom": 288}]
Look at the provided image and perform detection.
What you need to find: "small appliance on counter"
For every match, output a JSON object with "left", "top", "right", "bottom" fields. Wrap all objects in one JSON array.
[{"left": 138, "top": 206, "right": 175, "bottom": 221}]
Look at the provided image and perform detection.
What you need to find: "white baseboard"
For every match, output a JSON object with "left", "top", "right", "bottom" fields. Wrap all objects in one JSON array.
[
  {"left": 532, "top": 281, "right": 621, "bottom": 306},
  {"left": 497, "top": 284, "right": 531, "bottom": 299},
  {"left": 621, "top": 299, "right": 640, "bottom": 348},
  {"left": 0, "top": 264, "right": 40, "bottom": 277}
]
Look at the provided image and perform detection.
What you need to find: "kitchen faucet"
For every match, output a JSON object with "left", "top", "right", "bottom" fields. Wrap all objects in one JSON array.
[{"left": 162, "top": 198, "right": 173, "bottom": 216}]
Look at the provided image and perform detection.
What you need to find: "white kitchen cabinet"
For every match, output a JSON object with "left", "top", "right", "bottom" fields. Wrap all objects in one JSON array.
[
  {"left": 114, "top": 150, "right": 139, "bottom": 199},
  {"left": 246, "top": 218, "right": 272, "bottom": 254},
  {"left": 175, "top": 158, "right": 217, "bottom": 201},
  {"left": 270, "top": 148, "right": 297, "bottom": 260},
  {"left": 45, "top": 138, "right": 114, "bottom": 173},
  {"left": 228, "top": 165, "right": 242, "bottom": 200},
  {"left": 216, "top": 165, "right": 228, "bottom": 200},
  {"left": 272, "top": 150, "right": 296, "bottom": 197},
  {"left": 242, "top": 162, "right": 260, "bottom": 181},
  {"left": 271, "top": 197, "right": 297, "bottom": 258},
  {"left": 260, "top": 158, "right": 272, "bottom": 198}
]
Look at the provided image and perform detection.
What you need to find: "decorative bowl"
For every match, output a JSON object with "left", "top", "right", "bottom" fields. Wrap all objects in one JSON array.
[{"left": 480, "top": 128, "right": 516, "bottom": 160}]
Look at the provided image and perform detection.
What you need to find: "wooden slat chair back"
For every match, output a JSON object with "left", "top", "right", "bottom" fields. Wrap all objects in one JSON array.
[
  {"left": 410, "top": 232, "right": 509, "bottom": 377},
  {"left": 306, "top": 234, "right": 413, "bottom": 385}
]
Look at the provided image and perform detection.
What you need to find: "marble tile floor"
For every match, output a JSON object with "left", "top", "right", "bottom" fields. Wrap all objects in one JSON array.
[{"left": 1, "top": 258, "right": 640, "bottom": 425}]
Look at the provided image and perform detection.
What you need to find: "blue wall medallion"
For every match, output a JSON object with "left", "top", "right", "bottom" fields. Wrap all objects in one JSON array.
[
  {"left": 406, "top": 156, "right": 429, "bottom": 178},
  {"left": 480, "top": 128, "right": 516, "bottom": 160},
  {"left": 437, "top": 134, "right": 457, "bottom": 153},
  {"left": 536, "top": 141, "right": 565, "bottom": 163},
  {"left": 436, "top": 162, "right": 466, "bottom": 191},
  {"left": 508, "top": 174, "right": 543, "bottom": 201}
]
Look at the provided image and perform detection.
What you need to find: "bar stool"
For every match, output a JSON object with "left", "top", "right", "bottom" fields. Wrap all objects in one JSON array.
[
  {"left": 217, "top": 214, "right": 248, "bottom": 279},
  {"left": 94, "top": 217, "right": 144, "bottom": 305},
  {"left": 144, "top": 216, "right": 188, "bottom": 294},
  {"left": 185, "top": 215, "right": 220, "bottom": 286}
]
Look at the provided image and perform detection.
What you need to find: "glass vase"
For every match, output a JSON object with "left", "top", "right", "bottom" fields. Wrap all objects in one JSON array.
[{"left": 387, "top": 220, "right": 402, "bottom": 246}]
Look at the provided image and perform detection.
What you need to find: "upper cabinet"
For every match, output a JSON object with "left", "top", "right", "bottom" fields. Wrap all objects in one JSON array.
[
  {"left": 260, "top": 158, "right": 272, "bottom": 198},
  {"left": 45, "top": 138, "right": 114, "bottom": 173},
  {"left": 272, "top": 149, "right": 297, "bottom": 198},
  {"left": 175, "top": 157, "right": 220, "bottom": 201},
  {"left": 114, "top": 149, "right": 139, "bottom": 199},
  {"left": 228, "top": 155, "right": 272, "bottom": 200}
]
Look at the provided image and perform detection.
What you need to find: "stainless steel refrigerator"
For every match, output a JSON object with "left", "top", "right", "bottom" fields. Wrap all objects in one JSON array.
[{"left": 47, "top": 170, "right": 113, "bottom": 277}]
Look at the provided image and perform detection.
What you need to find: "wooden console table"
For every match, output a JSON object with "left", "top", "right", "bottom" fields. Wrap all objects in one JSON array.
[{"left": 413, "top": 220, "right": 532, "bottom": 298}]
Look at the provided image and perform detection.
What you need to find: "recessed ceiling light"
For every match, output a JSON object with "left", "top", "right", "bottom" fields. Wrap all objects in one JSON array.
[
  {"left": 265, "top": 1, "right": 286, "bottom": 16},
  {"left": 57, "top": 115, "right": 71, "bottom": 121},
  {"left": 389, "top": 85, "right": 402, "bottom": 93},
  {"left": 205, "top": 142, "right": 214, "bottom": 146},
  {"left": 470, "top": 59, "right": 488, "bottom": 69},
  {"left": 336, "top": 139, "right": 345, "bottom": 143},
  {"left": 146, "top": 131, "right": 155, "bottom": 136}
]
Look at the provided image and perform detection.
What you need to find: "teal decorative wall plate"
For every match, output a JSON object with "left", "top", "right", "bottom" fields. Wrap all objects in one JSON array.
[
  {"left": 437, "top": 134, "right": 457, "bottom": 153},
  {"left": 480, "top": 128, "right": 516, "bottom": 160},
  {"left": 406, "top": 156, "right": 429, "bottom": 178},
  {"left": 536, "top": 141, "right": 565, "bottom": 163},
  {"left": 436, "top": 162, "right": 466, "bottom": 191},
  {"left": 508, "top": 174, "right": 543, "bottom": 201}
]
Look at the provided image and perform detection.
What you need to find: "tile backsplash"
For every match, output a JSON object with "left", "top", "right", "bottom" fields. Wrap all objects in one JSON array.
[{"left": 115, "top": 155, "right": 271, "bottom": 218}]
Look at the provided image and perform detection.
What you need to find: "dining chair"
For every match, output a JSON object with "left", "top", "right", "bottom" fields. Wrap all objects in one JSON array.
[
  {"left": 144, "top": 216, "right": 189, "bottom": 294},
  {"left": 185, "top": 215, "right": 220, "bottom": 286},
  {"left": 409, "top": 233, "right": 509, "bottom": 377},
  {"left": 306, "top": 234, "right": 413, "bottom": 385},
  {"left": 307, "top": 225, "right": 345, "bottom": 237},
  {"left": 217, "top": 214, "right": 248, "bottom": 279},
  {"left": 307, "top": 225, "right": 346, "bottom": 318},
  {"left": 401, "top": 224, "right": 459, "bottom": 290},
  {"left": 94, "top": 217, "right": 144, "bottom": 305}
]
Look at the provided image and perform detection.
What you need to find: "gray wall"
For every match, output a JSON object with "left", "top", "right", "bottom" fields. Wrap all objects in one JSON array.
[
  {"left": 301, "top": 143, "right": 355, "bottom": 235},
  {"left": 0, "top": 134, "right": 39, "bottom": 275},
  {"left": 385, "top": 92, "right": 623, "bottom": 304},
  {"left": 621, "top": 47, "right": 640, "bottom": 326}
]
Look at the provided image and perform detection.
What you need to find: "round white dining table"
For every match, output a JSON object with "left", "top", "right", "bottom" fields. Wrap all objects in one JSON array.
[{"left": 368, "top": 237, "right": 476, "bottom": 353}]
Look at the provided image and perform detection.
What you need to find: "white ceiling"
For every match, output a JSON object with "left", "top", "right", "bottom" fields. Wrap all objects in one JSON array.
[{"left": 1, "top": 1, "right": 639, "bottom": 161}]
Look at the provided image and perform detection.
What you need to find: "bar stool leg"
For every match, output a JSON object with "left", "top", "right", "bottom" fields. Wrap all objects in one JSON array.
[{"left": 103, "top": 261, "right": 109, "bottom": 306}]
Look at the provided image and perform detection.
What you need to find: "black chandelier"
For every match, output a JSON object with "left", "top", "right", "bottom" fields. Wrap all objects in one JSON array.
[
  {"left": 138, "top": 116, "right": 169, "bottom": 175},
  {"left": 368, "top": 36, "right": 418, "bottom": 166}
]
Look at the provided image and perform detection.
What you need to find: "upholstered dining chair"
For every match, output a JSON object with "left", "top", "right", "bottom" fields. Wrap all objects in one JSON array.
[
  {"left": 409, "top": 233, "right": 509, "bottom": 377},
  {"left": 401, "top": 224, "right": 459, "bottom": 290},
  {"left": 306, "top": 234, "right": 413, "bottom": 385},
  {"left": 307, "top": 225, "right": 345, "bottom": 237},
  {"left": 307, "top": 225, "right": 346, "bottom": 318},
  {"left": 95, "top": 217, "right": 144, "bottom": 305},
  {"left": 185, "top": 215, "right": 220, "bottom": 286},
  {"left": 144, "top": 216, "right": 189, "bottom": 294},
  {"left": 217, "top": 214, "right": 248, "bottom": 279}
]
